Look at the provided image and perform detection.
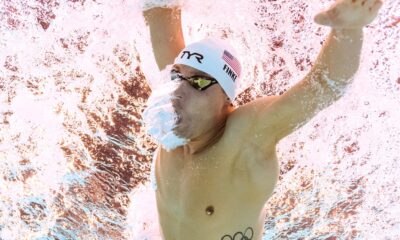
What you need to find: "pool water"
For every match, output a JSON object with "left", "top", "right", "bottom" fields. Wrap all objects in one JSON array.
[{"left": 0, "top": 0, "right": 399, "bottom": 239}]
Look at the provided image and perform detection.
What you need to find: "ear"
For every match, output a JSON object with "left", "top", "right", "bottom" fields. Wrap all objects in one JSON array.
[{"left": 224, "top": 97, "right": 234, "bottom": 108}]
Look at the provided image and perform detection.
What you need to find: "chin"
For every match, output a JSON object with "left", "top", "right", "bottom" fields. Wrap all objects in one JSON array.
[
  {"left": 172, "top": 122, "right": 191, "bottom": 139},
  {"left": 159, "top": 131, "right": 189, "bottom": 151}
]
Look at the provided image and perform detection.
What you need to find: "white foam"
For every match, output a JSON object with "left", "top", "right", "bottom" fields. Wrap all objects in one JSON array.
[
  {"left": 124, "top": 182, "right": 162, "bottom": 240},
  {"left": 142, "top": 80, "right": 189, "bottom": 151}
]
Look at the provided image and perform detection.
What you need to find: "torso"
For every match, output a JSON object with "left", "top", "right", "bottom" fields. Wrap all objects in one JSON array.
[{"left": 155, "top": 98, "right": 280, "bottom": 240}]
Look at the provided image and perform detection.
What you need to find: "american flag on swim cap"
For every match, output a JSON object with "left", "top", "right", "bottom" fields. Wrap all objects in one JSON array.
[{"left": 222, "top": 50, "right": 241, "bottom": 76}]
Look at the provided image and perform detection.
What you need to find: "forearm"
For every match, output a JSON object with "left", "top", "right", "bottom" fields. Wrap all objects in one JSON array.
[
  {"left": 143, "top": 7, "right": 185, "bottom": 70},
  {"left": 312, "top": 28, "right": 364, "bottom": 87}
]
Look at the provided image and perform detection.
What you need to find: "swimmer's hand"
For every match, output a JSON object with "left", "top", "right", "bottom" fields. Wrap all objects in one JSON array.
[{"left": 314, "top": 0, "right": 383, "bottom": 29}]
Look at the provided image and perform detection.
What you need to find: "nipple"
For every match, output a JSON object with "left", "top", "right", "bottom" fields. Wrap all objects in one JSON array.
[{"left": 205, "top": 205, "right": 214, "bottom": 215}]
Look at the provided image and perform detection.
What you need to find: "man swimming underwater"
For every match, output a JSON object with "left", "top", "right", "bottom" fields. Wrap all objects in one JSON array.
[{"left": 140, "top": 0, "right": 382, "bottom": 239}]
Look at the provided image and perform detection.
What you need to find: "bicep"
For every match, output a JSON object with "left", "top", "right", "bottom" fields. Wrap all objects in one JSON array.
[{"left": 253, "top": 72, "right": 346, "bottom": 143}]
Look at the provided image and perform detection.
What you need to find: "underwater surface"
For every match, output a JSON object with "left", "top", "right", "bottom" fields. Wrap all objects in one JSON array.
[{"left": 0, "top": 0, "right": 399, "bottom": 239}]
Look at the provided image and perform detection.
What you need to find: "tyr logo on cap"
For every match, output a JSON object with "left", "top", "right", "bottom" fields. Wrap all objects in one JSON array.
[{"left": 180, "top": 51, "right": 204, "bottom": 64}]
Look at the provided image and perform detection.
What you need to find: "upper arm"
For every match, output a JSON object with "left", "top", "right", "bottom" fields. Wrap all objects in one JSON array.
[
  {"left": 251, "top": 71, "right": 347, "bottom": 144},
  {"left": 143, "top": 7, "right": 185, "bottom": 70},
  {"left": 239, "top": 29, "right": 361, "bottom": 147},
  {"left": 252, "top": 29, "right": 363, "bottom": 144}
]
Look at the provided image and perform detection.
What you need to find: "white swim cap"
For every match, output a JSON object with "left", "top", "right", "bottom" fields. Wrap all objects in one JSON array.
[{"left": 173, "top": 38, "right": 242, "bottom": 102}]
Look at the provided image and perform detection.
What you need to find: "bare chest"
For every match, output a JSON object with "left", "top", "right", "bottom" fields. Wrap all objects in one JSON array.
[{"left": 154, "top": 144, "right": 279, "bottom": 239}]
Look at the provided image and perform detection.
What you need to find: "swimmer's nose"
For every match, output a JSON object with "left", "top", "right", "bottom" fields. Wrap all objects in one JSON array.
[
  {"left": 171, "top": 97, "right": 181, "bottom": 109},
  {"left": 172, "top": 89, "right": 184, "bottom": 100},
  {"left": 173, "top": 79, "right": 190, "bottom": 93},
  {"left": 172, "top": 82, "right": 189, "bottom": 103}
]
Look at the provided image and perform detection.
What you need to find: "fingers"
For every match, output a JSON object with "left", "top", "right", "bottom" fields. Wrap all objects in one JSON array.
[
  {"left": 362, "top": 0, "right": 383, "bottom": 21},
  {"left": 314, "top": 0, "right": 383, "bottom": 27},
  {"left": 351, "top": 0, "right": 383, "bottom": 10},
  {"left": 363, "top": 0, "right": 383, "bottom": 12},
  {"left": 370, "top": 0, "right": 383, "bottom": 12}
]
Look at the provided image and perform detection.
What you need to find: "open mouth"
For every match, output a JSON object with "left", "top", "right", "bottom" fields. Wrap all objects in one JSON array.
[{"left": 175, "top": 114, "right": 183, "bottom": 125}]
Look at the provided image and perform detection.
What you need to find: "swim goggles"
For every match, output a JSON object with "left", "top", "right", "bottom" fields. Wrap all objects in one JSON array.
[{"left": 171, "top": 69, "right": 218, "bottom": 91}]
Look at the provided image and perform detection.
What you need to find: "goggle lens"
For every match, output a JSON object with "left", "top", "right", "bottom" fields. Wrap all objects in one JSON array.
[
  {"left": 171, "top": 71, "right": 217, "bottom": 91},
  {"left": 193, "top": 78, "right": 213, "bottom": 89}
]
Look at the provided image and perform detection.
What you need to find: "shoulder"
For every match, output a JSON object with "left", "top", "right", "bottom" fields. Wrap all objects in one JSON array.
[
  {"left": 218, "top": 97, "right": 280, "bottom": 171},
  {"left": 227, "top": 95, "right": 279, "bottom": 127},
  {"left": 221, "top": 95, "right": 280, "bottom": 145}
]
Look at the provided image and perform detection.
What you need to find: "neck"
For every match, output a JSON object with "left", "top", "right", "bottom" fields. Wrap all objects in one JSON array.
[{"left": 183, "top": 117, "right": 228, "bottom": 155}]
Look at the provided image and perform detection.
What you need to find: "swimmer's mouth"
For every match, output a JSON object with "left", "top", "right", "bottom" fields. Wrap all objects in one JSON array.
[{"left": 175, "top": 115, "right": 182, "bottom": 124}]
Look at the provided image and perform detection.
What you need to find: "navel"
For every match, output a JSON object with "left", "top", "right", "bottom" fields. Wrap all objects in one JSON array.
[{"left": 205, "top": 205, "right": 215, "bottom": 215}]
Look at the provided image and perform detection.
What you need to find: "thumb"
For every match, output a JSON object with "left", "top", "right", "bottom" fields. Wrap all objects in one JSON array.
[{"left": 314, "top": 11, "right": 331, "bottom": 26}]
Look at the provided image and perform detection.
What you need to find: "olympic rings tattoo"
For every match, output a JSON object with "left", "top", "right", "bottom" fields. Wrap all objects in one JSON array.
[{"left": 220, "top": 227, "right": 254, "bottom": 240}]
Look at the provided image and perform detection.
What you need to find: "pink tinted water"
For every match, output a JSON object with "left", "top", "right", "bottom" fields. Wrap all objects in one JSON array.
[{"left": 0, "top": 0, "right": 399, "bottom": 239}]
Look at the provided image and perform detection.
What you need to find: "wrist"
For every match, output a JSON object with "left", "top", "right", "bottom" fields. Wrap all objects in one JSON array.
[
  {"left": 332, "top": 27, "right": 363, "bottom": 33},
  {"left": 331, "top": 28, "right": 363, "bottom": 39},
  {"left": 143, "top": 7, "right": 177, "bottom": 19},
  {"left": 143, "top": 7, "right": 181, "bottom": 27},
  {"left": 140, "top": 0, "right": 183, "bottom": 12}
]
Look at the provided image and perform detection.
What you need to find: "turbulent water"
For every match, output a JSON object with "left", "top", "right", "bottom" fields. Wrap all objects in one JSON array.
[{"left": 0, "top": 0, "right": 399, "bottom": 239}]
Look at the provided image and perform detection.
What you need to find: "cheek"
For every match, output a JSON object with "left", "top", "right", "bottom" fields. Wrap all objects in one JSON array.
[
  {"left": 178, "top": 85, "right": 223, "bottom": 120},
  {"left": 184, "top": 98, "right": 205, "bottom": 120},
  {"left": 189, "top": 93, "right": 221, "bottom": 120}
]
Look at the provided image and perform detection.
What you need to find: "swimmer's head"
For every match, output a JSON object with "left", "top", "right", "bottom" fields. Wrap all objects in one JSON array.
[
  {"left": 173, "top": 38, "right": 242, "bottom": 102},
  {"left": 170, "top": 64, "right": 234, "bottom": 140},
  {"left": 143, "top": 38, "right": 241, "bottom": 148}
]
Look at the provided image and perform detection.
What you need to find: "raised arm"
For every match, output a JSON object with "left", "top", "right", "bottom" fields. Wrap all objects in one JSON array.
[
  {"left": 143, "top": 7, "right": 185, "bottom": 71},
  {"left": 246, "top": 0, "right": 382, "bottom": 145}
]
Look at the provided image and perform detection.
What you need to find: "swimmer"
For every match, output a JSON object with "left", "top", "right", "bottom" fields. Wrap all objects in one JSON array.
[{"left": 140, "top": 0, "right": 382, "bottom": 239}]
